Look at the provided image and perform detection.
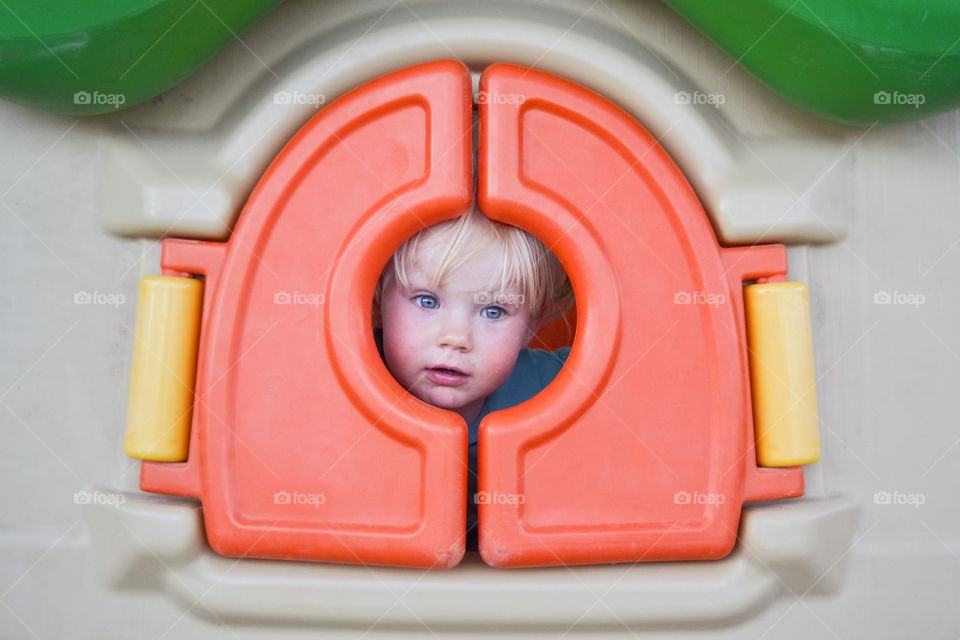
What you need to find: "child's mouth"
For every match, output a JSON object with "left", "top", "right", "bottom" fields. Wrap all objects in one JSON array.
[{"left": 426, "top": 366, "right": 469, "bottom": 386}]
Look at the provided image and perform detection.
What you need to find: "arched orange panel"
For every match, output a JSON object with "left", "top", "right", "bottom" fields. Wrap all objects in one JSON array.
[
  {"left": 477, "top": 64, "right": 803, "bottom": 568},
  {"left": 140, "top": 60, "right": 474, "bottom": 568},
  {"left": 136, "top": 59, "right": 806, "bottom": 570}
]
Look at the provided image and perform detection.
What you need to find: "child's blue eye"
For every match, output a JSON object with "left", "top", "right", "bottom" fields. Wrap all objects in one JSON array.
[
  {"left": 482, "top": 306, "right": 506, "bottom": 320},
  {"left": 414, "top": 294, "right": 438, "bottom": 309}
]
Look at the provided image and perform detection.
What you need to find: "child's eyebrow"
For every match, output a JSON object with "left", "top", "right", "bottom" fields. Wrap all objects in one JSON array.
[{"left": 400, "top": 278, "right": 432, "bottom": 292}]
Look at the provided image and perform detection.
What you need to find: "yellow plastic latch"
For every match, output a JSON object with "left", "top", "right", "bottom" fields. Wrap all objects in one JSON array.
[
  {"left": 124, "top": 276, "right": 203, "bottom": 462},
  {"left": 744, "top": 281, "right": 821, "bottom": 467}
]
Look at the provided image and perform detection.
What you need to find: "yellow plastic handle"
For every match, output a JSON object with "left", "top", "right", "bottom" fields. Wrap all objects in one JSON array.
[
  {"left": 744, "top": 281, "right": 821, "bottom": 467},
  {"left": 124, "top": 276, "right": 203, "bottom": 462}
]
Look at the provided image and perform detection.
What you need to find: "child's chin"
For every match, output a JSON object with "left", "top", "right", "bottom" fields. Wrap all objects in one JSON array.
[
  {"left": 424, "top": 391, "right": 466, "bottom": 408},
  {"left": 420, "top": 387, "right": 471, "bottom": 410}
]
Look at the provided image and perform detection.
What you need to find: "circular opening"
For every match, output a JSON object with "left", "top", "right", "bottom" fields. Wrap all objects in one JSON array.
[{"left": 371, "top": 200, "right": 576, "bottom": 420}]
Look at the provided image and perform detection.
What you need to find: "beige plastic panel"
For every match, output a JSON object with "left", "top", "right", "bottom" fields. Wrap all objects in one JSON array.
[
  {"left": 96, "top": 0, "right": 851, "bottom": 244},
  {"left": 3, "top": 0, "right": 958, "bottom": 638},
  {"left": 84, "top": 490, "right": 857, "bottom": 630}
]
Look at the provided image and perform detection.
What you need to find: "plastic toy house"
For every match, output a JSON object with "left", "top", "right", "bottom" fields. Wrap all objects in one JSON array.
[{"left": 125, "top": 60, "right": 820, "bottom": 569}]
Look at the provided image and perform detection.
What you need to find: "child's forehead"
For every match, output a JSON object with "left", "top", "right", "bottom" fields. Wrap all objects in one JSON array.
[
  {"left": 413, "top": 230, "right": 498, "bottom": 269},
  {"left": 405, "top": 234, "right": 520, "bottom": 293}
]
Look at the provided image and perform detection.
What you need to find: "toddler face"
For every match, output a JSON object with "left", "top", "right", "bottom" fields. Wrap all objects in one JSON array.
[{"left": 378, "top": 231, "right": 536, "bottom": 425}]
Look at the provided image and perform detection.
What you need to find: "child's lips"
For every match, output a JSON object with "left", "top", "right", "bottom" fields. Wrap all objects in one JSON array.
[{"left": 426, "top": 366, "right": 470, "bottom": 387}]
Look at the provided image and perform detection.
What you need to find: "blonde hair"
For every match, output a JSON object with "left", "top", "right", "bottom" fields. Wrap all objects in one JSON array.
[{"left": 374, "top": 203, "right": 574, "bottom": 327}]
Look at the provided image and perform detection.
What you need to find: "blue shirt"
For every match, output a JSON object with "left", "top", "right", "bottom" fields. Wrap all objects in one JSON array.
[{"left": 373, "top": 329, "right": 570, "bottom": 551}]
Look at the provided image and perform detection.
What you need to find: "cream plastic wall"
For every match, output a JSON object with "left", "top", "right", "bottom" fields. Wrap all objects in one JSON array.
[{"left": 1, "top": 0, "right": 957, "bottom": 637}]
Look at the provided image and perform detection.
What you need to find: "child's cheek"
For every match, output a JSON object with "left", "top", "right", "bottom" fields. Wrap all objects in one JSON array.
[
  {"left": 483, "top": 333, "right": 526, "bottom": 388},
  {"left": 396, "top": 309, "right": 424, "bottom": 356},
  {"left": 381, "top": 309, "right": 420, "bottom": 382},
  {"left": 405, "top": 311, "right": 436, "bottom": 369}
]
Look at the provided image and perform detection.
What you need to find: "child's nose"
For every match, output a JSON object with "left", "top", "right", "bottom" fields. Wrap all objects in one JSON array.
[{"left": 437, "top": 315, "right": 472, "bottom": 352}]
